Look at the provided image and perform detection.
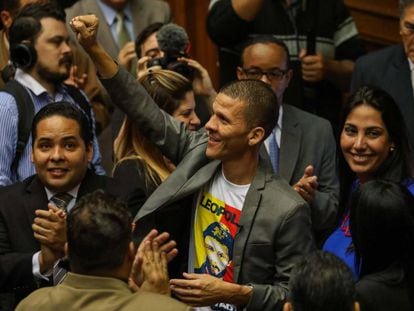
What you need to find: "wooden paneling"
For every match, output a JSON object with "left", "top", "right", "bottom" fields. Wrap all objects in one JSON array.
[
  {"left": 164, "top": 0, "right": 402, "bottom": 86},
  {"left": 345, "top": 0, "right": 400, "bottom": 49}
]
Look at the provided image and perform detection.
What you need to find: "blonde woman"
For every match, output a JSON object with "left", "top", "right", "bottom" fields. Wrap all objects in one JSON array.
[{"left": 112, "top": 69, "right": 202, "bottom": 215}]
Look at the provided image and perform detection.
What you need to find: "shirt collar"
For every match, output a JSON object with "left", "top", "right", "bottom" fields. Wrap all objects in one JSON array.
[
  {"left": 14, "top": 68, "right": 67, "bottom": 98},
  {"left": 45, "top": 184, "right": 80, "bottom": 202},
  {"left": 97, "top": 0, "right": 132, "bottom": 26},
  {"left": 277, "top": 104, "right": 283, "bottom": 130},
  {"left": 409, "top": 58, "right": 414, "bottom": 71},
  {"left": 14, "top": 68, "right": 48, "bottom": 96}
]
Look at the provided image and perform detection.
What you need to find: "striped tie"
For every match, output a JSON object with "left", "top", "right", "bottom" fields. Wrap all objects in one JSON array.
[
  {"left": 50, "top": 193, "right": 73, "bottom": 284},
  {"left": 50, "top": 193, "right": 73, "bottom": 212}
]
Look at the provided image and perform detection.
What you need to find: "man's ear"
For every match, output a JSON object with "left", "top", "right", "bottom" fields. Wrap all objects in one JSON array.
[
  {"left": 248, "top": 127, "right": 265, "bottom": 147},
  {"left": 127, "top": 241, "right": 135, "bottom": 262},
  {"left": 353, "top": 302, "right": 360, "bottom": 311},
  {"left": 285, "top": 69, "right": 293, "bottom": 85},
  {"left": 236, "top": 66, "right": 245, "bottom": 80},
  {"left": 283, "top": 302, "right": 293, "bottom": 311},
  {"left": 64, "top": 242, "right": 69, "bottom": 257},
  {"left": 0, "top": 11, "right": 13, "bottom": 31},
  {"left": 86, "top": 141, "right": 93, "bottom": 162}
]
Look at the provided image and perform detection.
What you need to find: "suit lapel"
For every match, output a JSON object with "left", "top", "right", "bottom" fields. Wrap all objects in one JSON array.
[
  {"left": 388, "top": 46, "right": 414, "bottom": 132},
  {"left": 77, "top": 170, "right": 106, "bottom": 198},
  {"left": 130, "top": 0, "right": 144, "bottom": 38},
  {"left": 24, "top": 176, "right": 48, "bottom": 230},
  {"left": 232, "top": 159, "right": 268, "bottom": 282},
  {"left": 279, "top": 105, "right": 301, "bottom": 183},
  {"left": 135, "top": 160, "right": 221, "bottom": 221}
]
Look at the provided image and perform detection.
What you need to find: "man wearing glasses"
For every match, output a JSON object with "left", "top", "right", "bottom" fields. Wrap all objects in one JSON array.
[
  {"left": 237, "top": 36, "right": 339, "bottom": 243},
  {"left": 351, "top": 0, "right": 414, "bottom": 149}
]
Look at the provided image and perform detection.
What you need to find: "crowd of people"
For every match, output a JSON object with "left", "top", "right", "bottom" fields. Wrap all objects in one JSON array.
[{"left": 0, "top": 0, "right": 413, "bottom": 311}]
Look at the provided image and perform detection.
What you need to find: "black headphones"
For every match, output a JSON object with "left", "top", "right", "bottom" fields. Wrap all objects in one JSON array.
[{"left": 10, "top": 42, "right": 37, "bottom": 69}]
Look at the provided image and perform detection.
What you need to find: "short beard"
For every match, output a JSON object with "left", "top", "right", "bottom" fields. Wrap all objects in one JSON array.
[{"left": 36, "top": 57, "right": 72, "bottom": 85}]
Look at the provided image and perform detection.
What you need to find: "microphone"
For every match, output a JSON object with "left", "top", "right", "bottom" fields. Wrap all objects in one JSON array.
[
  {"left": 156, "top": 23, "right": 189, "bottom": 56},
  {"left": 148, "top": 23, "right": 194, "bottom": 81}
]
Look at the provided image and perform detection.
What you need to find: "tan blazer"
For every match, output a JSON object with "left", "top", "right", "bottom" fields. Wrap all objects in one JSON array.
[{"left": 16, "top": 272, "right": 190, "bottom": 311}]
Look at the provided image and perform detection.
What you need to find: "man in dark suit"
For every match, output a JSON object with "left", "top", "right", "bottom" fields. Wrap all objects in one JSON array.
[
  {"left": 236, "top": 36, "right": 339, "bottom": 240},
  {"left": 0, "top": 102, "right": 110, "bottom": 310},
  {"left": 72, "top": 14, "right": 315, "bottom": 311},
  {"left": 351, "top": 0, "right": 414, "bottom": 149}
]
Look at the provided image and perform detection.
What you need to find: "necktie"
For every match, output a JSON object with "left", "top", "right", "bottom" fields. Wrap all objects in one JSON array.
[
  {"left": 50, "top": 193, "right": 73, "bottom": 285},
  {"left": 268, "top": 130, "right": 280, "bottom": 173},
  {"left": 116, "top": 12, "right": 131, "bottom": 49},
  {"left": 50, "top": 193, "right": 73, "bottom": 212}
]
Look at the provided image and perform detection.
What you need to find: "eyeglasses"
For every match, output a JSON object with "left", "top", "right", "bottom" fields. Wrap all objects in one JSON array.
[{"left": 241, "top": 68, "right": 288, "bottom": 81}]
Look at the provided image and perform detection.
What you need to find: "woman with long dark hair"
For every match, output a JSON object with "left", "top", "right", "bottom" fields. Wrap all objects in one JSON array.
[
  {"left": 350, "top": 180, "right": 414, "bottom": 311},
  {"left": 322, "top": 85, "right": 414, "bottom": 276}
]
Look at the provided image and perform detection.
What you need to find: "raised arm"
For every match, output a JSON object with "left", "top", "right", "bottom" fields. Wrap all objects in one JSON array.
[
  {"left": 70, "top": 15, "right": 207, "bottom": 164},
  {"left": 70, "top": 15, "right": 117, "bottom": 78}
]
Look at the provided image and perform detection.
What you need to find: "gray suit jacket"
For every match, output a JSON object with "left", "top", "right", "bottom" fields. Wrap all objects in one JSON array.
[
  {"left": 277, "top": 104, "right": 338, "bottom": 233},
  {"left": 351, "top": 44, "right": 414, "bottom": 149},
  {"left": 65, "top": 0, "right": 171, "bottom": 59},
  {"left": 101, "top": 68, "right": 315, "bottom": 311}
]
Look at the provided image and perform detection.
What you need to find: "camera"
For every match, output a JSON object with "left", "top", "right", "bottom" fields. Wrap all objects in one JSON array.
[{"left": 147, "top": 54, "right": 194, "bottom": 81}]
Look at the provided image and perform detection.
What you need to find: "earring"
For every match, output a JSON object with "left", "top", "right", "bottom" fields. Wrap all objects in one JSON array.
[{"left": 390, "top": 146, "right": 395, "bottom": 152}]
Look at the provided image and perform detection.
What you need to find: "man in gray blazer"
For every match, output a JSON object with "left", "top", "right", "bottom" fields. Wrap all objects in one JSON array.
[
  {"left": 72, "top": 14, "right": 315, "bottom": 311},
  {"left": 237, "top": 36, "right": 339, "bottom": 240}
]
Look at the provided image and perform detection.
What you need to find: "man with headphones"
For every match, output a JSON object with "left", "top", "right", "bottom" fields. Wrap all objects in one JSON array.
[{"left": 0, "top": 2, "right": 105, "bottom": 187}]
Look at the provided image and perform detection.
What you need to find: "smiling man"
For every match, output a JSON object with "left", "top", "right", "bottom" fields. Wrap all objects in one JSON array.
[
  {"left": 0, "top": 102, "right": 110, "bottom": 310},
  {"left": 71, "top": 14, "right": 314, "bottom": 311}
]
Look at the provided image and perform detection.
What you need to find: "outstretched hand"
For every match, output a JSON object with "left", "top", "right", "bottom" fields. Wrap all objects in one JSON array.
[
  {"left": 129, "top": 229, "right": 178, "bottom": 292},
  {"left": 293, "top": 165, "right": 318, "bottom": 203},
  {"left": 70, "top": 15, "right": 99, "bottom": 48},
  {"left": 140, "top": 240, "right": 170, "bottom": 295}
]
